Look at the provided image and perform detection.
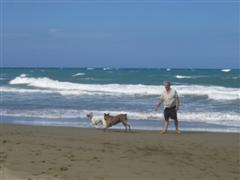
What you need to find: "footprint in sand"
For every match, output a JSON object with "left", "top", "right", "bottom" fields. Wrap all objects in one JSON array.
[
  {"left": 0, "top": 152, "right": 7, "bottom": 163},
  {"left": 68, "top": 154, "right": 75, "bottom": 161},
  {"left": 60, "top": 167, "right": 68, "bottom": 171}
]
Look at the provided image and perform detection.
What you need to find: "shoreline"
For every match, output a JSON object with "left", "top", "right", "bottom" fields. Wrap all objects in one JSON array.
[
  {"left": 0, "top": 124, "right": 239, "bottom": 180},
  {"left": 1, "top": 121, "right": 239, "bottom": 134}
]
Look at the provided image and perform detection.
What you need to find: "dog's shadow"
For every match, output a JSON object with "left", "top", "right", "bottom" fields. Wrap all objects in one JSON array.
[{"left": 95, "top": 128, "right": 138, "bottom": 134}]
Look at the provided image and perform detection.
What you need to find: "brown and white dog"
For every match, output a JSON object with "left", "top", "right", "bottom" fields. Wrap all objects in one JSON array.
[{"left": 104, "top": 113, "right": 131, "bottom": 132}]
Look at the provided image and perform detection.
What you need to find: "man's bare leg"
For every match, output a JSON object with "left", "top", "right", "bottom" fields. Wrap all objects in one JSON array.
[
  {"left": 174, "top": 119, "right": 181, "bottom": 134},
  {"left": 161, "top": 119, "right": 169, "bottom": 133}
]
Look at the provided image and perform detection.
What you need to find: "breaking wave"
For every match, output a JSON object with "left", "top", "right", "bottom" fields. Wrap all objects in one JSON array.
[{"left": 6, "top": 75, "right": 240, "bottom": 100}]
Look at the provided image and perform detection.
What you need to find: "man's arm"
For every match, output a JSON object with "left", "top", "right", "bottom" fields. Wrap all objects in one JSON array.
[
  {"left": 175, "top": 91, "right": 180, "bottom": 111},
  {"left": 155, "top": 95, "right": 164, "bottom": 111}
]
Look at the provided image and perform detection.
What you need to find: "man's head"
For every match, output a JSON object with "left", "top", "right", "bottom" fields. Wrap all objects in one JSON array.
[{"left": 163, "top": 80, "right": 171, "bottom": 91}]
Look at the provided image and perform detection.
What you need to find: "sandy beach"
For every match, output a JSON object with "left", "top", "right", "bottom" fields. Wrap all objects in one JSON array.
[{"left": 0, "top": 124, "right": 239, "bottom": 180}]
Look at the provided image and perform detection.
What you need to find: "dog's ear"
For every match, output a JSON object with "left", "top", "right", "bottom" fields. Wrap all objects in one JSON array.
[{"left": 86, "top": 112, "right": 93, "bottom": 117}]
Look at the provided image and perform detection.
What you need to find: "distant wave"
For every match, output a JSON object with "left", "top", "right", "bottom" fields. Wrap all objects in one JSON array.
[
  {"left": 20, "top": 74, "right": 28, "bottom": 77},
  {"left": 221, "top": 69, "right": 231, "bottom": 72},
  {"left": 175, "top": 75, "right": 193, "bottom": 79},
  {"left": 7, "top": 75, "right": 240, "bottom": 100},
  {"left": 103, "top": 67, "right": 111, "bottom": 71},
  {"left": 1, "top": 109, "right": 239, "bottom": 127},
  {"left": 175, "top": 75, "right": 210, "bottom": 79},
  {"left": 72, "top": 73, "right": 85, "bottom": 77},
  {"left": 232, "top": 76, "right": 240, "bottom": 80}
]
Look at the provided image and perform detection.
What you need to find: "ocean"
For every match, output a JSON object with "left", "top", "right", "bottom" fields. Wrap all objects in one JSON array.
[{"left": 0, "top": 68, "right": 239, "bottom": 133}]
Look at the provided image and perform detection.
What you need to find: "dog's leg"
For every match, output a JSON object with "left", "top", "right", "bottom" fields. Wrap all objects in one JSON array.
[
  {"left": 127, "top": 124, "right": 131, "bottom": 132},
  {"left": 124, "top": 116, "right": 130, "bottom": 132},
  {"left": 124, "top": 125, "right": 127, "bottom": 132},
  {"left": 122, "top": 121, "right": 128, "bottom": 132},
  {"left": 103, "top": 124, "right": 109, "bottom": 132}
]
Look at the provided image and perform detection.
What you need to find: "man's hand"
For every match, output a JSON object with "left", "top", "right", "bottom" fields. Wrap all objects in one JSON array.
[
  {"left": 175, "top": 106, "right": 179, "bottom": 111},
  {"left": 155, "top": 104, "right": 160, "bottom": 111}
]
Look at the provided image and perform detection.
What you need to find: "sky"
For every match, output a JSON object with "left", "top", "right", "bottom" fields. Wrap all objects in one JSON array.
[{"left": 1, "top": 1, "right": 239, "bottom": 68}]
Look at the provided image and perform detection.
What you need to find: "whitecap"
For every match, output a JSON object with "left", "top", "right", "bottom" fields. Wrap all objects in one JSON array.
[
  {"left": 103, "top": 67, "right": 111, "bottom": 71},
  {"left": 72, "top": 73, "right": 85, "bottom": 77},
  {"left": 176, "top": 75, "right": 192, "bottom": 79},
  {"left": 19, "top": 74, "right": 28, "bottom": 77},
  {"left": 87, "top": 68, "right": 94, "bottom": 70},
  {"left": 221, "top": 69, "right": 231, "bottom": 72}
]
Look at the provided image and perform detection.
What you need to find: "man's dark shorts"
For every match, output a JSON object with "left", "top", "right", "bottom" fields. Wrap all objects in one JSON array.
[{"left": 164, "top": 106, "right": 177, "bottom": 120}]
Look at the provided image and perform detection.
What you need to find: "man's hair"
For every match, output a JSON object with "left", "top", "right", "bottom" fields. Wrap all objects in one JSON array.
[{"left": 163, "top": 80, "right": 171, "bottom": 86}]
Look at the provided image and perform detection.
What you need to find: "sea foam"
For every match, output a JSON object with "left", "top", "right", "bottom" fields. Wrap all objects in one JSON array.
[{"left": 1, "top": 109, "right": 239, "bottom": 127}]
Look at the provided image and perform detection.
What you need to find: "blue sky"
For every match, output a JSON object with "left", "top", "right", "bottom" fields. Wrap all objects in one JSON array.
[{"left": 1, "top": 1, "right": 239, "bottom": 68}]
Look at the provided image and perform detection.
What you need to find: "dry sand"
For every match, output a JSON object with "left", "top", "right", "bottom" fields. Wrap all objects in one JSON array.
[{"left": 0, "top": 124, "right": 239, "bottom": 180}]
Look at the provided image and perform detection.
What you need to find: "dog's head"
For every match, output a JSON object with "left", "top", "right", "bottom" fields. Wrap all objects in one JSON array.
[
  {"left": 86, "top": 112, "right": 93, "bottom": 118},
  {"left": 104, "top": 113, "right": 110, "bottom": 120}
]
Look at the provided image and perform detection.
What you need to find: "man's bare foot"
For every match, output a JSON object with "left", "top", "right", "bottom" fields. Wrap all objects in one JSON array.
[
  {"left": 160, "top": 130, "right": 167, "bottom": 134},
  {"left": 176, "top": 130, "right": 181, "bottom": 134}
]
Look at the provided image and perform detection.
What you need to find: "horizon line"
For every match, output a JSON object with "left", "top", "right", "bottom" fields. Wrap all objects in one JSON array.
[{"left": 1, "top": 66, "right": 239, "bottom": 70}]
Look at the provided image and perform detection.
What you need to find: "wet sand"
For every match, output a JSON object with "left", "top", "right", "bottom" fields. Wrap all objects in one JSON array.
[{"left": 0, "top": 124, "right": 239, "bottom": 180}]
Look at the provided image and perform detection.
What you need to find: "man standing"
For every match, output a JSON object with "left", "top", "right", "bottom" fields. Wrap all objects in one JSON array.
[{"left": 155, "top": 80, "right": 180, "bottom": 134}]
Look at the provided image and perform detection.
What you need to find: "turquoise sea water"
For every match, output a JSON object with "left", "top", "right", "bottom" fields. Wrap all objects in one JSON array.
[{"left": 1, "top": 68, "right": 239, "bottom": 132}]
